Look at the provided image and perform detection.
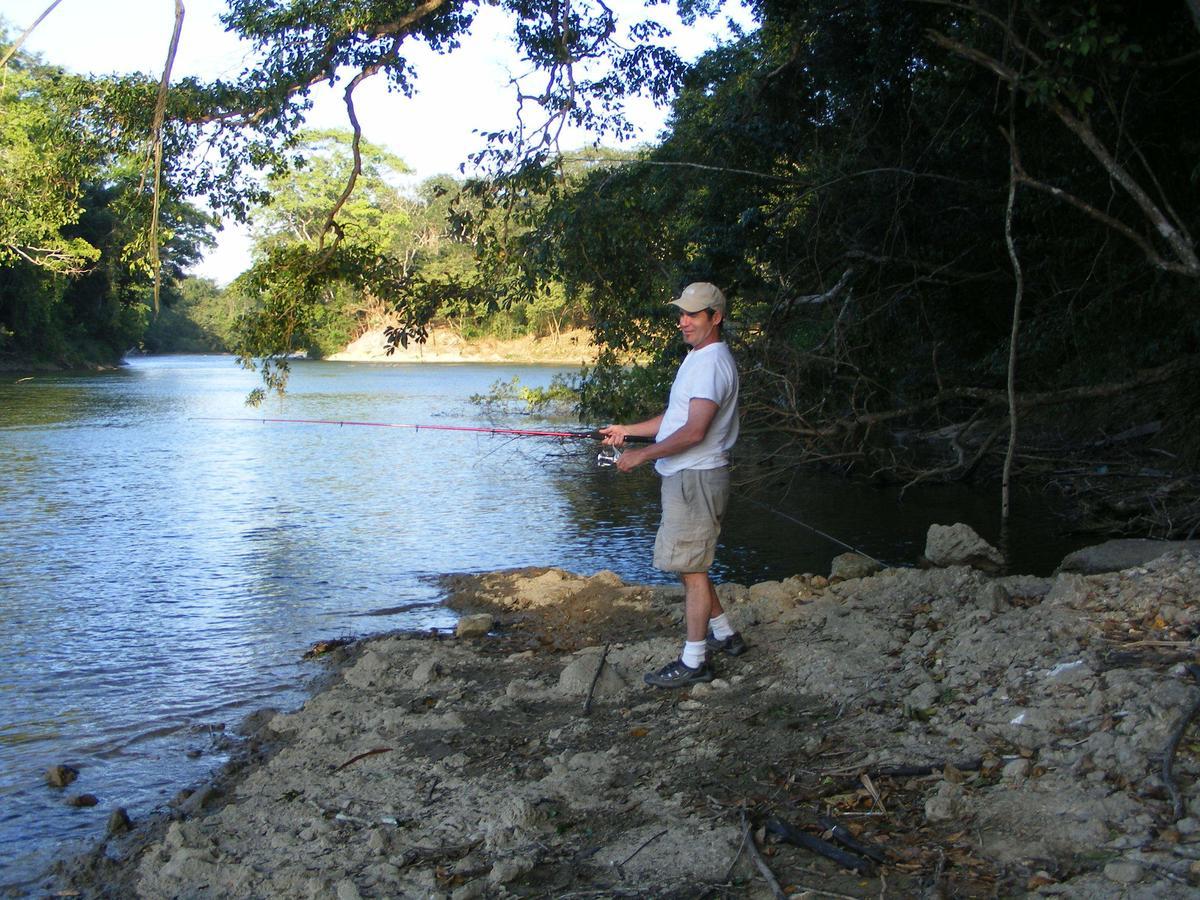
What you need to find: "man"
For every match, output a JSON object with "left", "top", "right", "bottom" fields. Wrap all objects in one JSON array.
[{"left": 600, "top": 282, "right": 745, "bottom": 688}]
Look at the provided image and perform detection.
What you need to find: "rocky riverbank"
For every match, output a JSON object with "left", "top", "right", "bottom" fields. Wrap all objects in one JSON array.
[{"left": 58, "top": 532, "right": 1200, "bottom": 898}]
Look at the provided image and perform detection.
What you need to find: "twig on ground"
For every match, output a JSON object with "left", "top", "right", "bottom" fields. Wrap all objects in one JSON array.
[
  {"left": 616, "top": 827, "right": 667, "bottom": 876},
  {"left": 582, "top": 643, "right": 610, "bottom": 716},
  {"left": 723, "top": 810, "right": 749, "bottom": 883},
  {"left": 1162, "top": 664, "right": 1200, "bottom": 821},
  {"left": 927, "top": 848, "right": 946, "bottom": 899},
  {"left": 1142, "top": 861, "right": 1193, "bottom": 885},
  {"left": 860, "top": 773, "right": 889, "bottom": 818},
  {"left": 332, "top": 747, "right": 393, "bottom": 772},
  {"left": 742, "top": 810, "right": 787, "bottom": 900}
]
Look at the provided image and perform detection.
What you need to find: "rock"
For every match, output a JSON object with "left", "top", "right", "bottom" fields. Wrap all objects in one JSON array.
[
  {"left": 925, "top": 781, "right": 967, "bottom": 822},
  {"left": 924, "top": 524, "right": 1005, "bottom": 572},
  {"left": 451, "top": 881, "right": 487, "bottom": 900},
  {"left": 975, "top": 582, "right": 1010, "bottom": 613},
  {"left": 46, "top": 764, "right": 79, "bottom": 788},
  {"left": 1001, "top": 758, "right": 1032, "bottom": 781},
  {"left": 66, "top": 793, "right": 99, "bottom": 807},
  {"left": 557, "top": 649, "right": 627, "bottom": 698},
  {"left": 170, "top": 788, "right": 193, "bottom": 808},
  {"left": 1102, "top": 860, "right": 1143, "bottom": 884},
  {"left": 107, "top": 807, "right": 133, "bottom": 835},
  {"left": 1057, "top": 539, "right": 1200, "bottom": 575},
  {"left": 455, "top": 614, "right": 494, "bottom": 638},
  {"left": 411, "top": 657, "right": 446, "bottom": 686},
  {"left": 906, "top": 682, "right": 941, "bottom": 713},
  {"left": 336, "top": 879, "right": 364, "bottom": 900},
  {"left": 829, "top": 553, "right": 883, "bottom": 581},
  {"left": 178, "top": 785, "right": 218, "bottom": 816},
  {"left": 748, "top": 580, "right": 792, "bottom": 605},
  {"left": 488, "top": 856, "right": 534, "bottom": 885},
  {"left": 237, "top": 706, "right": 279, "bottom": 736}
]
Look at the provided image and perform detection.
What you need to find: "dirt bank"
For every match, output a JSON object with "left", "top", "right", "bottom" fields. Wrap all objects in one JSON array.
[
  {"left": 328, "top": 327, "right": 600, "bottom": 365},
  {"left": 60, "top": 549, "right": 1200, "bottom": 898}
]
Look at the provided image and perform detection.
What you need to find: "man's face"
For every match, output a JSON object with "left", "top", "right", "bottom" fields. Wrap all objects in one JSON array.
[{"left": 679, "top": 308, "right": 721, "bottom": 348}]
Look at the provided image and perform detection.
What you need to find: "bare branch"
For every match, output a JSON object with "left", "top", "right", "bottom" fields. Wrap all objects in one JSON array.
[
  {"left": 147, "top": 0, "right": 186, "bottom": 317},
  {"left": 0, "top": 0, "right": 66, "bottom": 71},
  {"left": 1001, "top": 122, "right": 1024, "bottom": 529}
]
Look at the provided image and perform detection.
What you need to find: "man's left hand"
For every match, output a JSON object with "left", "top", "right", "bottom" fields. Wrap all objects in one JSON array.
[{"left": 616, "top": 447, "right": 648, "bottom": 472}]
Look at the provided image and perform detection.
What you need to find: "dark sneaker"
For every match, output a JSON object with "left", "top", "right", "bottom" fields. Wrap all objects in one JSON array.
[
  {"left": 643, "top": 658, "right": 715, "bottom": 689},
  {"left": 707, "top": 630, "right": 748, "bottom": 657}
]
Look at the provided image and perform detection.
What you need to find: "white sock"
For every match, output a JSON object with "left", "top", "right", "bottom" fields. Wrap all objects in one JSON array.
[
  {"left": 709, "top": 613, "right": 734, "bottom": 640},
  {"left": 681, "top": 640, "right": 707, "bottom": 669}
]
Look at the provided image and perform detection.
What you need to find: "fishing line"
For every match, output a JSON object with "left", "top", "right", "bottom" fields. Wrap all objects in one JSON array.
[{"left": 741, "top": 494, "right": 888, "bottom": 567}]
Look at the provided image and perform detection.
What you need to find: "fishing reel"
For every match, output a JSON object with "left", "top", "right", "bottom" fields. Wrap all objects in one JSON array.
[{"left": 596, "top": 445, "right": 622, "bottom": 468}]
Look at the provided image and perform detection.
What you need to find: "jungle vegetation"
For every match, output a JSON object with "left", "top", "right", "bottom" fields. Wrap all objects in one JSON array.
[{"left": 2, "top": 1, "right": 1199, "bottom": 535}]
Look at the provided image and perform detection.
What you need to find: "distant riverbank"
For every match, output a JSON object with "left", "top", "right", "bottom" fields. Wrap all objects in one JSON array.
[{"left": 328, "top": 326, "right": 601, "bottom": 365}]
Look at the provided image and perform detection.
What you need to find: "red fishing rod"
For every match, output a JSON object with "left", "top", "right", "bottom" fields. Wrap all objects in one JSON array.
[{"left": 194, "top": 416, "right": 652, "bottom": 442}]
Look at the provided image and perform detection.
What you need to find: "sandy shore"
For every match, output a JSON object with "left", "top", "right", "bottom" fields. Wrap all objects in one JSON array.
[
  {"left": 59, "top": 538, "right": 1200, "bottom": 898},
  {"left": 327, "top": 327, "right": 601, "bottom": 366}
]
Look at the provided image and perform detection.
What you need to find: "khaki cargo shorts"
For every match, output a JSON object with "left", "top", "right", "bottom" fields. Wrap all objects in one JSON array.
[{"left": 653, "top": 467, "right": 731, "bottom": 574}]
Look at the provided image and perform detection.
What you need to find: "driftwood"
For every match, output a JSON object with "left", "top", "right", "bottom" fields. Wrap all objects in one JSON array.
[
  {"left": 817, "top": 815, "right": 889, "bottom": 865},
  {"left": 766, "top": 817, "right": 875, "bottom": 876},
  {"left": 1163, "top": 664, "right": 1200, "bottom": 821}
]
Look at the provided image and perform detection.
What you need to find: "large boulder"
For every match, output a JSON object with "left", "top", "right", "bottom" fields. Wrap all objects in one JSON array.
[
  {"left": 924, "top": 523, "right": 1004, "bottom": 572},
  {"left": 1056, "top": 539, "right": 1200, "bottom": 575}
]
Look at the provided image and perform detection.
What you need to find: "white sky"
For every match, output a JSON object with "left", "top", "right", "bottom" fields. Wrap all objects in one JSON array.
[{"left": 0, "top": 0, "right": 752, "bottom": 283}]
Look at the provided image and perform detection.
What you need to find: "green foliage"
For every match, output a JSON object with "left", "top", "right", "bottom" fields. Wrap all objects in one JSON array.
[
  {"left": 231, "top": 241, "right": 436, "bottom": 402},
  {"left": 0, "top": 62, "right": 102, "bottom": 275},
  {"left": 511, "top": 1, "right": 1199, "bottom": 444},
  {"left": 0, "top": 31, "right": 217, "bottom": 366},
  {"left": 470, "top": 373, "right": 579, "bottom": 415},
  {"left": 141, "top": 276, "right": 248, "bottom": 352}
]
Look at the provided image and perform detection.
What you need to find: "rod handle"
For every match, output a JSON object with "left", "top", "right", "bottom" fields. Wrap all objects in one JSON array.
[{"left": 587, "top": 430, "right": 654, "bottom": 444}]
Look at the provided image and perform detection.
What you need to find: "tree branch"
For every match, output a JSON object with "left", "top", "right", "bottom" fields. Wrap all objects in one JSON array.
[
  {"left": 0, "top": 0, "right": 65, "bottom": 72},
  {"left": 927, "top": 27, "right": 1200, "bottom": 278},
  {"left": 146, "top": 0, "right": 186, "bottom": 317},
  {"left": 1001, "top": 122, "right": 1024, "bottom": 529}
]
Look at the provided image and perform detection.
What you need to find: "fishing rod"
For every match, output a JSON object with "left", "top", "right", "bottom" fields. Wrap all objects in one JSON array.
[{"left": 194, "top": 416, "right": 652, "bottom": 441}]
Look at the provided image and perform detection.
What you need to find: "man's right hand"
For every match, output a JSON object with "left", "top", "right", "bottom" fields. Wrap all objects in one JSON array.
[{"left": 598, "top": 424, "right": 627, "bottom": 446}]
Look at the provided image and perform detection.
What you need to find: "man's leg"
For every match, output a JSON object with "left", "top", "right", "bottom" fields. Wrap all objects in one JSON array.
[{"left": 683, "top": 571, "right": 719, "bottom": 641}]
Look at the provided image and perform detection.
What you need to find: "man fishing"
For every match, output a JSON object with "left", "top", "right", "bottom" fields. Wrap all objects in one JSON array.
[{"left": 600, "top": 282, "right": 744, "bottom": 688}]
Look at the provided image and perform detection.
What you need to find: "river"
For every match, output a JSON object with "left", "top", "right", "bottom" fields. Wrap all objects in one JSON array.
[{"left": 0, "top": 355, "right": 1084, "bottom": 891}]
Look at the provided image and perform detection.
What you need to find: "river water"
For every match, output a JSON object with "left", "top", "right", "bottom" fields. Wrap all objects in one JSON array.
[{"left": 0, "top": 355, "right": 1084, "bottom": 890}]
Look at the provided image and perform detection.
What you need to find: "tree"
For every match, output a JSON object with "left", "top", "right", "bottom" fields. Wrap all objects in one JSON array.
[{"left": 0, "top": 33, "right": 217, "bottom": 364}]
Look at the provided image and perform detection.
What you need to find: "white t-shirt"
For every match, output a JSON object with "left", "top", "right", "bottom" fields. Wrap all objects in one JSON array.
[{"left": 654, "top": 342, "right": 739, "bottom": 476}]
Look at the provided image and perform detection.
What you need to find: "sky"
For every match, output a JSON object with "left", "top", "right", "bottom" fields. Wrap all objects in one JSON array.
[{"left": 1, "top": 0, "right": 754, "bottom": 283}]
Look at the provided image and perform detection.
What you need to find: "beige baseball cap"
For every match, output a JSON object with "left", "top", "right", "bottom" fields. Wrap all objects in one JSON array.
[{"left": 669, "top": 282, "right": 726, "bottom": 315}]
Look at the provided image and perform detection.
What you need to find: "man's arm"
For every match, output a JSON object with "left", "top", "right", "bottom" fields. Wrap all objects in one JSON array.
[
  {"left": 613, "top": 399, "right": 718, "bottom": 472},
  {"left": 598, "top": 414, "right": 663, "bottom": 446}
]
